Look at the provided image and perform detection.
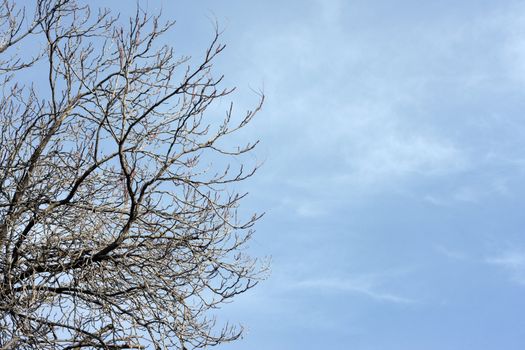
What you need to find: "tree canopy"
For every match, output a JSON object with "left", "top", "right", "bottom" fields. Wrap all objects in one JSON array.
[{"left": 0, "top": 1, "right": 264, "bottom": 349}]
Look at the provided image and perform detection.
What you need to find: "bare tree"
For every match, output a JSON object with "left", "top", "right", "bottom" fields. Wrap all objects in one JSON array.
[{"left": 0, "top": 1, "right": 265, "bottom": 349}]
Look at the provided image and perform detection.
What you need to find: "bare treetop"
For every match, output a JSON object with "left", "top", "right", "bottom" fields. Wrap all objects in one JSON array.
[{"left": 0, "top": 1, "right": 265, "bottom": 349}]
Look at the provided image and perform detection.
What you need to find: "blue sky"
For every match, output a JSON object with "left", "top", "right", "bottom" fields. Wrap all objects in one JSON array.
[{"left": 118, "top": 0, "right": 525, "bottom": 348}]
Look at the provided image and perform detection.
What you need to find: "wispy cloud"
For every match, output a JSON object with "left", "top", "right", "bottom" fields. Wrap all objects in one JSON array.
[
  {"left": 291, "top": 275, "right": 417, "bottom": 304},
  {"left": 231, "top": 1, "right": 480, "bottom": 201},
  {"left": 486, "top": 250, "right": 525, "bottom": 285},
  {"left": 348, "top": 130, "right": 468, "bottom": 186},
  {"left": 232, "top": 0, "right": 525, "bottom": 210},
  {"left": 435, "top": 245, "right": 469, "bottom": 260}
]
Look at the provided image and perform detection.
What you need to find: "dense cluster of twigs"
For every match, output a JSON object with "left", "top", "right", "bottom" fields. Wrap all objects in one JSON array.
[{"left": 0, "top": 1, "right": 264, "bottom": 348}]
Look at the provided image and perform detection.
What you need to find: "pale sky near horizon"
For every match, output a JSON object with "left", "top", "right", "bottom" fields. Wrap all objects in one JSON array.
[
  {"left": 156, "top": 1, "right": 525, "bottom": 349},
  {"left": 32, "top": 0, "right": 525, "bottom": 348}
]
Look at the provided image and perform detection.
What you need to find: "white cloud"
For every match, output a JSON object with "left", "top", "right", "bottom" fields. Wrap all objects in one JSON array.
[
  {"left": 500, "top": 3, "right": 525, "bottom": 84},
  {"left": 486, "top": 250, "right": 525, "bottom": 285},
  {"left": 349, "top": 131, "right": 467, "bottom": 185},
  {"left": 423, "top": 163, "right": 514, "bottom": 206},
  {"left": 435, "top": 245, "right": 469, "bottom": 260},
  {"left": 229, "top": 0, "right": 525, "bottom": 214},
  {"left": 291, "top": 275, "right": 417, "bottom": 304},
  {"left": 232, "top": 5, "right": 475, "bottom": 196}
]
